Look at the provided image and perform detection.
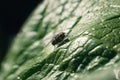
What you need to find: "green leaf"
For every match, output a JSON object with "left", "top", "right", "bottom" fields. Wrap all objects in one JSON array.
[{"left": 1, "top": 0, "right": 120, "bottom": 80}]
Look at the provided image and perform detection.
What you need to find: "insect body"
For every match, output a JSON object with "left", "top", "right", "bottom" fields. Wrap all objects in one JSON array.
[{"left": 51, "top": 32, "right": 66, "bottom": 46}]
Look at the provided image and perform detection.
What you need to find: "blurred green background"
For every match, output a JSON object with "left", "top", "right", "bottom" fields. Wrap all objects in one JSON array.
[{"left": 0, "top": 0, "right": 43, "bottom": 63}]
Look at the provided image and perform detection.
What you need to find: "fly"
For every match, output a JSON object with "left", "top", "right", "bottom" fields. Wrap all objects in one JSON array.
[
  {"left": 46, "top": 32, "right": 69, "bottom": 47},
  {"left": 51, "top": 32, "right": 66, "bottom": 46}
]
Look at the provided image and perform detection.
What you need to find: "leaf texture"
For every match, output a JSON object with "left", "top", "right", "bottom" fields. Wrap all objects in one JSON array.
[{"left": 1, "top": 0, "right": 120, "bottom": 80}]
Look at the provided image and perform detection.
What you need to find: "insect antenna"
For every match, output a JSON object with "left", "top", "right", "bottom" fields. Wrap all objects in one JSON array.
[{"left": 45, "top": 41, "right": 50, "bottom": 47}]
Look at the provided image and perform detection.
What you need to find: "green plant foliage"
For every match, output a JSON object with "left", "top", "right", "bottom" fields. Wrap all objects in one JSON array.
[{"left": 1, "top": 0, "right": 120, "bottom": 80}]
